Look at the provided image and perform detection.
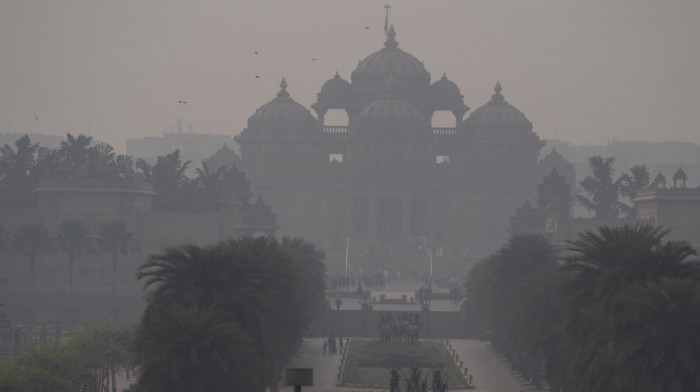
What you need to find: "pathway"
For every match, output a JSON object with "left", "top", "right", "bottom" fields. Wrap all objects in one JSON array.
[{"left": 279, "top": 338, "right": 544, "bottom": 392}]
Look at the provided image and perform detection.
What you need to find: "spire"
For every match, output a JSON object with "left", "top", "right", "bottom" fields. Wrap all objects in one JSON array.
[
  {"left": 277, "top": 78, "right": 290, "bottom": 98},
  {"left": 384, "top": 4, "right": 391, "bottom": 36},
  {"left": 491, "top": 81, "right": 504, "bottom": 101}
]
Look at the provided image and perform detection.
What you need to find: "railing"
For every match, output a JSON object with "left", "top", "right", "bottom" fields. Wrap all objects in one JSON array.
[
  {"left": 432, "top": 127, "right": 457, "bottom": 135},
  {"left": 323, "top": 125, "right": 349, "bottom": 134},
  {"left": 322, "top": 126, "right": 457, "bottom": 135}
]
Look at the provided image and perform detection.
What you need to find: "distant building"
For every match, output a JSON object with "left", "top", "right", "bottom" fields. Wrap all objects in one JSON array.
[
  {"left": 634, "top": 167, "right": 700, "bottom": 247},
  {"left": 126, "top": 129, "right": 234, "bottom": 172},
  {"left": 511, "top": 168, "right": 572, "bottom": 236},
  {"left": 236, "top": 26, "right": 561, "bottom": 272}
]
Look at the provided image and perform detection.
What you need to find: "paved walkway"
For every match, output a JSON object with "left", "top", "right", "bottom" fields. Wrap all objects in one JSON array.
[
  {"left": 279, "top": 338, "right": 543, "bottom": 392},
  {"left": 279, "top": 337, "right": 344, "bottom": 392},
  {"left": 451, "top": 340, "right": 543, "bottom": 391}
]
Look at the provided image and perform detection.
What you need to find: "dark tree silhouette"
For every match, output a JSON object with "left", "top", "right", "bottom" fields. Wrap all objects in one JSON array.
[
  {"left": 56, "top": 220, "right": 92, "bottom": 297},
  {"left": 14, "top": 223, "right": 51, "bottom": 296},
  {"left": 98, "top": 221, "right": 132, "bottom": 296}
]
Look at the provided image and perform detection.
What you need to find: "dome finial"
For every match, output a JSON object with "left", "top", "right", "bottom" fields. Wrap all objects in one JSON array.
[
  {"left": 492, "top": 81, "right": 504, "bottom": 101},
  {"left": 384, "top": 24, "right": 398, "bottom": 47},
  {"left": 277, "top": 78, "right": 290, "bottom": 98}
]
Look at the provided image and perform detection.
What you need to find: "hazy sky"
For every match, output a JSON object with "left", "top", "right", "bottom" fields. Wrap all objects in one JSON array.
[{"left": 1, "top": 0, "right": 699, "bottom": 153}]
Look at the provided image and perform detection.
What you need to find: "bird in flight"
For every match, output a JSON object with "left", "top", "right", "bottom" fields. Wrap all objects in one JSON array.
[
  {"left": 34, "top": 115, "right": 39, "bottom": 120},
  {"left": 254, "top": 51, "right": 258, "bottom": 54},
  {"left": 255, "top": 75, "right": 260, "bottom": 79},
  {"left": 178, "top": 100, "right": 187, "bottom": 104},
  {"left": 312, "top": 58, "right": 317, "bottom": 62},
  {"left": 365, "top": 25, "right": 370, "bottom": 30}
]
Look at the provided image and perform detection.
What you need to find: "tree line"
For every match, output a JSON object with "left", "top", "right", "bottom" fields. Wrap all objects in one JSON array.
[
  {"left": 0, "top": 220, "right": 131, "bottom": 297},
  {"left": 467, "top": 225, "right": 700, "bottom": 391},
  {"left": 0, "top": 133, "right": 270, "bottom": 219},
  {"left": 0, "top": 236, "right": 327, "bottom": 392}
]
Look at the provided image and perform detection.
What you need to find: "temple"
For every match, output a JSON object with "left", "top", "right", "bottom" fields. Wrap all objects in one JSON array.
[{"left": 235, "top": 26, "right": 562, "bottom": 273}]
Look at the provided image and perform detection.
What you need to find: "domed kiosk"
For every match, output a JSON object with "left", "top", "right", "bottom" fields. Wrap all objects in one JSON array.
[
  {"left": 235, "top": 26, "right": 561, "bottom": 269},
  {"left": 467, "top": 82, "right": 530, "bottom": 127},
  {"left": 247, "top": 78, "right": 317, "bottom": 132}
]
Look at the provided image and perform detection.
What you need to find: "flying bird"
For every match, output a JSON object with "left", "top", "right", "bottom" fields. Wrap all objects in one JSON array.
[
  {"left": 312, "top": 58, "right": 317, "bottom": 62},
  {"left": 255, "top": 75, "right": 260, "bottom": 79},
  {"left": 365, "top": 25, "right": 370, "bottom": 30},
  {"left": 254, "top": 51, "right": 258, "bottom": 54},
  {"left": 178, "top": 100, "right": 187, "bottom": 104},
  {"left": 33, "top": 115, "right": 39, "bottom": 120}
]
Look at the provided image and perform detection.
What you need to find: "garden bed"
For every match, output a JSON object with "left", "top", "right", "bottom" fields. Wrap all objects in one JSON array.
[{"left": 340, "top": 339, "right": 469, "bottom": 389}]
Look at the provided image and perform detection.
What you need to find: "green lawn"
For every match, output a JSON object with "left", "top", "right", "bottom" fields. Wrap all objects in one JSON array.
[{"left": 341, "top": 340, "right": 468, "bottom": 388}]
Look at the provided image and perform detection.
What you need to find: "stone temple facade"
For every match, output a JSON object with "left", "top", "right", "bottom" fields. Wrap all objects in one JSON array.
[{"left": 235, "top": 27, "right": 548, "bottom": 273}]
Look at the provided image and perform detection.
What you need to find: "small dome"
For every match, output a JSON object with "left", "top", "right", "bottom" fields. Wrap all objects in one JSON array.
[
  {"left": 351, "top": 26, "right": 430, "bottom": 83},
  {"left": 358, "top": 97, "right": 424, "bottom": 122},
  {"left": 432, "top": 73, "right": 461, "bottom": 97},
  {"left": 249, "top": 79, "right": 316, "bottom": 124},
  {"left": 468, "top": 82, "right": 530, "bottom": 126},
  {"left": 320, "top": 72, "right": 351, "bottom": 96}
]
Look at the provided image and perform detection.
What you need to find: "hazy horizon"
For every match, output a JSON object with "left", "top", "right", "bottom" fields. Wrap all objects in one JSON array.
[{"left": 2, "top": 0, "right": 699, "bottom": 153}]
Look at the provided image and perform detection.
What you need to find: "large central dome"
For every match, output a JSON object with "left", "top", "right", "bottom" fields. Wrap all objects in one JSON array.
[{"left": 351, "top": 26, "right": 430, "bottom": 85}]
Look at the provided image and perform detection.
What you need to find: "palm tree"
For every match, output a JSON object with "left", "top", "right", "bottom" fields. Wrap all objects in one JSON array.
[
  {"left": 609, "top": 277, "right": 700, "bottom": 391},
  {"left": 98, "top": 221, "right": 132, "bottom": 296},
  {"left": 193, "top": 161, "right": 227, "bottom": 211},
  {"left": 564, "top": 224, "right": 696, "bottom": 306},
  {"left": 576, "top": 156, "right": 630, "bottom": 219},
  {"left": 87, "top": 142, "right": 115, "bottom": 178},
  {"left": 58, "top": 133, "right": 92, "bottom": 172},
  {"left": 560, "top": 224, "right": 700, "bottom": 391},
  {"left": 14, "top": 224, "right": 51, "bottom": 296},
  {"left": 133, "top": 304, "right": 263, "bottom": 392},
  {"left": 0, "top": 134, "right": 39, "bottom": 208},
  {"left": 135, "top": 236, "right": 323, "bottom": 391},
  {"left": 150, "top": 150, "right": 192, "bottom": 211},
  {"left": 55, "top": 220, "right": 92, "bottom": 296}
]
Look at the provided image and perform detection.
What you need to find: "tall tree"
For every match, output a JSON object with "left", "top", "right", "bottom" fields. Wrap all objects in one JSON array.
[
  {"left": 466, "top": 232, "right": 559, "bottom": 386},
  {"left": 134, "top": 236, "right": 325, "bottom": 392},
  {"left": 560, "top": 224, "right": 700, "bottom": 392},
  {"left": 14, "top": 223, "right": 51, "bottom": 296},
  {"left": 58, "top": 133, "right": 93, "bottom": 172},
  {"left": 0, "top": 134, "right": 40, "bottom": 207},
  {"left": 609, "top": 277, "right": 700, "bottom": 391},
  {"left": 576, "top": 156, "right": 630, "bottom": 219},
  {"left": 133, "top": 304, "right": 263, "bottom": 392},
  {"left": 150, "top": 150, "right": 192, "bottom": 211},
  {"left": 56, "top": 220, "right": 92, "bottom": 296},
  {"left": 193, "top": 161, "right": 227, "bottom": 211},
  {"left": 619, "top": 164, "right": 650, "bottom": 218},
  {"left": 98, "top": 221, "right": 133, "bottom": 296},
  {"left": 87, "top": 142, "right": 116, "bottom": 178}
]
